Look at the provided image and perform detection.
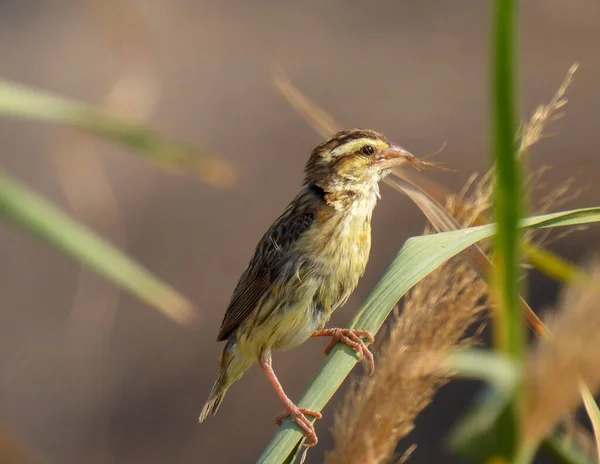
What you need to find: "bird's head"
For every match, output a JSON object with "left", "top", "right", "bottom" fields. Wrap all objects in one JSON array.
[{"left": 304, "top": 129, "right": 414, "bottom": 194}]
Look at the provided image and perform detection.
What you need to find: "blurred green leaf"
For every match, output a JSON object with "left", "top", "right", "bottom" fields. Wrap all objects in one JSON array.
[
  {"left": 447, "top": 349, "right": 520, "bottom": 397},
  {"left": 447, "top": 352, "right": 595, "bottom": 464},
  {"left": 446, "top": 350, "right": 521, "bottom": 462},
  {"left": 0, "top": 80, "right": 236, "bottom": 187},
  {"left": 257, "top": 207, "right": 600, "bottom": 464},
  {"left": 0, "top": 170, "right": 197, "bottom": 325},
  {"left": 542, "top": 433, "right": 596, "bottom": 464},
  {"left": 523, "top": 242, "right": 587, "bottom": 283}
]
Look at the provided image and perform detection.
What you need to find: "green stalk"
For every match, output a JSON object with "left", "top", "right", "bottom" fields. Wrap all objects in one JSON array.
[
  {"left": 490, "top": 1, "right": 527, "bottom": 461},
  {"left": 492, "top": 0, "right": 523, "bottom": 359}
]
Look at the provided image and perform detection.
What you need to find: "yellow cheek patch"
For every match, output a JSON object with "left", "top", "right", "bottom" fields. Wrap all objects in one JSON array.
[{"left": 334, "top": 155, "right": 357, "bottom": 173}]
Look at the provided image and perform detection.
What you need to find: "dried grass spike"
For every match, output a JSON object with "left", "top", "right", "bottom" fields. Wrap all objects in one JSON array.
[
  {"left": 326, "top": 254, "right": 488, "bottom": 464},
  {"left": 524, "top": 261, "right": 600, "bottom": 446},
  {"left": 519, "top": 63, "right": 578, "bottom": 154}
]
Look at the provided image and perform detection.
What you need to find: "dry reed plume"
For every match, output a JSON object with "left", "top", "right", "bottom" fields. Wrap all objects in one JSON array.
[
  {"left": 524, "top": 261, "right": 600, "bottom": 446},
  {"left": 449, "top": 64, "right": 581, "bottom": 236}
]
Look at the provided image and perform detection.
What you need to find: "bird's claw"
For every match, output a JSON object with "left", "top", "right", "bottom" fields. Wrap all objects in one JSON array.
[
  {"left": 275, "top": 405, "right": 322, "bottom": 447},
  {"left": 321, "top": 328, "right": 375, "bottom": 375}
]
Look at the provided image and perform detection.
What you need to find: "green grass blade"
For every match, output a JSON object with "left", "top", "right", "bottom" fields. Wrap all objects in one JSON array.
[
  {"left": 0, "top": 81, "right": 235, "bottom": 187},
  {"left": 523, "top": 242, "right": 587, "bottom": 283},
  {"left": 0, "top": 171, "right": 197, "bottom": 325},
  {"left": 257, "top": 207, "right": 600, "bottom": 463},
  {"left": 579, "top": 382, "right": 600, "bottom": 463},
  {"left": 447, "top": 349, "right": 521, "bottom": 461}
]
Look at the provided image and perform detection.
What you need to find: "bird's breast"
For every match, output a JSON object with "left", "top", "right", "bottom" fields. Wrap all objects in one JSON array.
[{"left": 298, "top": 194, "right": 375, "bottom": 315}]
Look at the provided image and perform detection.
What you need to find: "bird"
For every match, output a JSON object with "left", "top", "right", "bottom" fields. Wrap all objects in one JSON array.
[{"left": 199, "top": 128, "right": 417, "bottom": 446}]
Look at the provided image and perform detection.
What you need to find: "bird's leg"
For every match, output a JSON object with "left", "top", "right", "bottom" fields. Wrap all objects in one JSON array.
[
  {"left": 259, "top": 351, "right": 322, "bottom": 447},
  {"left": 311, "top": 328, "right": 375, "bottom": 374}
]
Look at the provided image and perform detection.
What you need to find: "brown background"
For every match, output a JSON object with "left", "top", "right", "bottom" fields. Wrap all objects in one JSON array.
[{"left": 1, "top": 1, "right": 599, "bottom": 463}]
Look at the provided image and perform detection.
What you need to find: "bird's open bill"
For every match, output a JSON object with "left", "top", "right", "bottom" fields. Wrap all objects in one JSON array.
[
  {"left": 382, "top": 145, "right": 452, "bottom": 173},
  {"left": 378, "top": 145, "right": 414, "bottom": 169}
]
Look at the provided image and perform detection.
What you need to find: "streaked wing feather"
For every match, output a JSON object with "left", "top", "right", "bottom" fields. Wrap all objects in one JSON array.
[
  {"left": 217, "top": 200, "right": 316, "bottom": 341},
  {"left": 216, "top": 271, "right": 271, "bottom": 341}
]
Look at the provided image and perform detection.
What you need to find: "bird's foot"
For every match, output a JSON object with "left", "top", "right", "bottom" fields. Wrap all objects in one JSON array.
[
  {"left": 275, "top": 404, "right": 322, "bottom": 447},
  {"left": 313, "top": 328, "right": 375, "bottom": 374}
]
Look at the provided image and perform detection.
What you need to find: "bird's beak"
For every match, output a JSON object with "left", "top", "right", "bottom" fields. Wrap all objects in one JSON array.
[{"left": 377, "top": 145, "right": 415, "bottom": 169}]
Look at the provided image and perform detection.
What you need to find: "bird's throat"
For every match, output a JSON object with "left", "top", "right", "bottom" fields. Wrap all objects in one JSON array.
[{"left": 323, "top": 185, "right": 380, "bottom": 212}]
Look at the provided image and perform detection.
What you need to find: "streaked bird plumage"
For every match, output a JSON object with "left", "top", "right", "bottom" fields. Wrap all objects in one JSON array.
[{"left": 199, "top": 129, "right": 416, "bottom": 445}]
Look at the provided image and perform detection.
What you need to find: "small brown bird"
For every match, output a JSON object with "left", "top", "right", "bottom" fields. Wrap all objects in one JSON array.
[{"left": 199, "top": 129, "right": 417, "bottom": 446}]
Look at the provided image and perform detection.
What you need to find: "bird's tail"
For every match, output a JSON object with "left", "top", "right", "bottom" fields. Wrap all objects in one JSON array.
[
  {"left": 198, "top": 373, "right": 228, "bottom": 422},
  {"left": 199, "top": 339, "right": 241, "bottom": 423}
]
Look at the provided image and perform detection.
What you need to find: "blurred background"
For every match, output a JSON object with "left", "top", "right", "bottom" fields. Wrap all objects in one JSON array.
[{"left": 1, "top": 0, "right": 599, "bottom": 462}]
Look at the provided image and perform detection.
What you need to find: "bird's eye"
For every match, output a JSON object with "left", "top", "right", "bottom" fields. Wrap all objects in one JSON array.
[{"left": 359, "top": 145, "right": 375, "bottom": 156}]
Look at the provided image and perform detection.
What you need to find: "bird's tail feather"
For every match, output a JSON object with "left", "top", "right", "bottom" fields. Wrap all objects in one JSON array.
[
  {"left": 199, "top": 388, "right": 226, "bottom": 422},
  {"left": 199, "top": 338, "right": 250, "bottom": 423},
  {"left": 198, "top": 341, "right": 236, "bottom": 422},
  {"left": 199, "top": 369, "right": 229, "bottom": 422}
]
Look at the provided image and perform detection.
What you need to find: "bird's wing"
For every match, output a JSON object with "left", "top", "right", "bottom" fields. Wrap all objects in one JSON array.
[{"left": 217, "top": 198, "right": 317, "bottom": 341}]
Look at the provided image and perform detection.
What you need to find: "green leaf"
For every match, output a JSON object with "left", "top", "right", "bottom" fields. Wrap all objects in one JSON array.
[
  {"left": 257, "top": 207, "right": 600, "bottom": 463},
  {"left": 454, "top": 396, "right": 520, "bottom": 463},
  {"left": 446, "top": 350, "right": 593, "bottom": 464},
  {"left": 579, "top": 382, "right": 600, "bottom": 463},
  {"left": 523, "top": 242, "right": 587, "bottom": 283},
  {"left": 446, "top": 349, "right": 520, "bottom": 397},
  {"left": 0, "top": 170, "right": 197, "bottom": 325},
  {"left": 446, "top": 349, "right": 521, "bottom": 461},
  {"left": 0, "top": 81, "right": 235, "bottom": 187}
]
